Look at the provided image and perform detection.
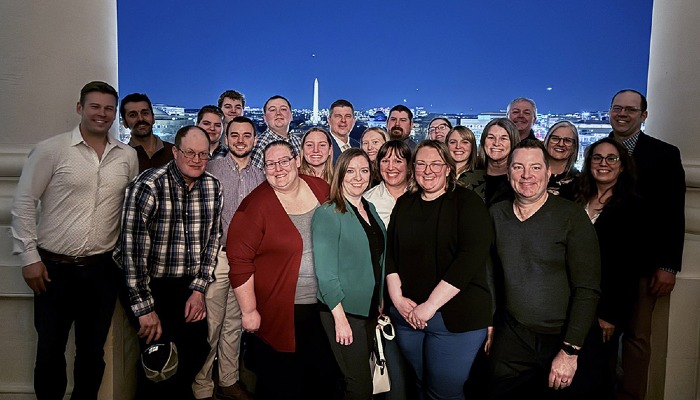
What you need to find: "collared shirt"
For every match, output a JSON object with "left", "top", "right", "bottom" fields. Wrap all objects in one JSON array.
[
  {"left": 331, "top": 133, "right": 351, "bottom": 152},
  {"left": 363, "top": 181, "right": 405, "bottom": 228},
  {"left": 129, "top": 135, "right": 174, "bottom": 173},
  {"left": 210, "top": 142, "right": 229, "bottom": 160},
  {"left": 114, "top": 161, "right": 223, "bottom": 317},
  {"left": 250, "top": 128, "right": 302, "bottom": 170},
  {"left": 206, "top": 155, "right": 265, "bottom": 242},
  {"left": 610, "top": 130, "right": 641, "bottom": 155},
  {"left": 11, "top": 125, "right": 138, "bottom": 266}
]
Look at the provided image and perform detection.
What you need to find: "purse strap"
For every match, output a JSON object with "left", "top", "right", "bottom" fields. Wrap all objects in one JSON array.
[
  {"left": 377, "top": 315, "right": 395, "bottom": 340},
  {"left": 375, "top": 323, "right": 387, "bottom": 363}
]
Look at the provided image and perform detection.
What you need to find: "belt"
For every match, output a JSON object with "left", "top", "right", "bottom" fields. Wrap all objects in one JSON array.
[{"left": 38, "top": 248, "right": 111, "bottom": 265}]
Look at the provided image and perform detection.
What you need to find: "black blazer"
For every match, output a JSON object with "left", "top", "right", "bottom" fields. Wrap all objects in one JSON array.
[{"left": 628, "top": 132, "right": 685, "bottom": 273}]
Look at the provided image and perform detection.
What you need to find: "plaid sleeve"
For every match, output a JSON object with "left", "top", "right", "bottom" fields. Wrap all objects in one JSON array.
[
  {"left": 120, "top": 181, "right": 158, "bottom": 317},
  {"left": 191, "top": 179, "right": 223, "bottom": 293}
]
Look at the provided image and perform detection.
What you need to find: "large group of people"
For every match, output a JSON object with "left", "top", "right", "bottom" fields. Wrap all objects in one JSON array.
[{"left": 11, "top": 82, "right": 685, "bottom": 400}]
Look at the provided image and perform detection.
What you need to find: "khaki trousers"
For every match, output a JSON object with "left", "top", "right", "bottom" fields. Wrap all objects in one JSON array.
[{"left": 193, "top": 250, "right": 243, "bottom": 398}]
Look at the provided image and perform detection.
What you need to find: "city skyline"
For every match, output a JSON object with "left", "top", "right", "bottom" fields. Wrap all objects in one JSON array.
[{"left": 117, "top": 0, "right": 653, "bottom": 114}]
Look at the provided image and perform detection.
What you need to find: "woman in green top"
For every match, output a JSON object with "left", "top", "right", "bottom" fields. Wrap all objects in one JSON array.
[{"left": 312, "top": 149, "right": 387, "bottom": 400}]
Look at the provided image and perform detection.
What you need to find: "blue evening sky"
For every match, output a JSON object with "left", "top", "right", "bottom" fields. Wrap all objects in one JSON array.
[{"left": 117, "top": 0, "right": 653, "bottom": 114}]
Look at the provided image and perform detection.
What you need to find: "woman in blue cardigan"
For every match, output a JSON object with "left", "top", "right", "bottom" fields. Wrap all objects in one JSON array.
[{"left": 312, "top": 148, "right": 386, "bottom": 400}]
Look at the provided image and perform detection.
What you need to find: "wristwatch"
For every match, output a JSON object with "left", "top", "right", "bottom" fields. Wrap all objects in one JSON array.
[{"left": 561, "top": 343, "right": 580, "bottom": 356}]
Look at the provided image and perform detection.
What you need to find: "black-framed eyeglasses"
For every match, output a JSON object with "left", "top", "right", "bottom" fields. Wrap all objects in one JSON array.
[
  {"left": 591, "top": 154, "right": 620, "bottom": 165},
  {"left": 549, "top": 135, "right": 576, "bottom": 146},
  {"left": 177, "top": 147, "right": 210, "bottom": 160},
  {"left": 610, "top": 105, "right": 642, "bottom": 114},
  {"left": 414, "top": 161, "right": 446, "bottom": 172},
  {"left": 427, "top": 123, "right": 450, "bottom": 133},
  {"left": 264, "top": 156, "right": 295, "bottom": 170}
]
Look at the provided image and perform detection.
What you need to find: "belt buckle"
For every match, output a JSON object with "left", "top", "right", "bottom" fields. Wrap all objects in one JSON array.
[{"left": 72, "top": 255, "right": 88, "bottom": 266}]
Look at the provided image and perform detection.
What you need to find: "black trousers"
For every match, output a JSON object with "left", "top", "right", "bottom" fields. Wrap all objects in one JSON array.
[
  {"left": 488, "top": 311, "right": 575, "bottom": 400},
  {"left": 249, "top": 303, "right": 340, "bottom": 400},
  {"left": 33, "top": 255, "right": 119, "bottom": 400},
  {"left": 320, "top": 310, "right": 375, "bottom": 400},
  {"left": 124, "top": 276, "right": 209, "bottom": 400}
]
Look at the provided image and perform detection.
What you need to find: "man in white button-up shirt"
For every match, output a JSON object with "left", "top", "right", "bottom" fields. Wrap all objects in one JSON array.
[{"left": 11, "top": 81, "right": 138, "bottom": 400}]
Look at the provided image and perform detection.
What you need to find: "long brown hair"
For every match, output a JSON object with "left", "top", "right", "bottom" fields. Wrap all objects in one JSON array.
[
  {"left": 446, "top": 126, "right": 478, "bottom": 175},
  {"left": 327, "top": 148, "right": 372, "bottom": 213}
]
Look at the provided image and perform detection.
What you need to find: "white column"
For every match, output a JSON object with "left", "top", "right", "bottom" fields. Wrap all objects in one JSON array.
[
  {"left": 0, "top": 1, "right": 131, "bottom": 399},
  {"left": 645, "top": 0, "right": 700, "bottom": 398}
]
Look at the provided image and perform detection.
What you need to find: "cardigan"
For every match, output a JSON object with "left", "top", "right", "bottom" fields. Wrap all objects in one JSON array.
[
  {"left": 312, "top": 199, "right": 386, "bottom": 316},
  {"left": 386, "top": 186, "right": 494, "bottom": 332},
  {"left": 227, "top": 174, "right": 330, "bottom": 352}
]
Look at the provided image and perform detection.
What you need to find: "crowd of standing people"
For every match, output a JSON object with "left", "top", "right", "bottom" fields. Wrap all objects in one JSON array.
[{"left": 11, "top": 82, "right": 685, "bottom": 400}]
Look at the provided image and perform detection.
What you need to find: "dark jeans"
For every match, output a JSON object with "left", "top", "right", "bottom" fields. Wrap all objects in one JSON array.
[
  {"left": 124, "top": 277, "right": 209, "bottom": 400},
  {"left": 391, "top": 307, "right": 486, "bottom": 400},
  {"left": 34, "top": 255, "right": 119, "bottom": 400},
  {"left": 249, "top": 303, "right": 340, "bottom": 400}
]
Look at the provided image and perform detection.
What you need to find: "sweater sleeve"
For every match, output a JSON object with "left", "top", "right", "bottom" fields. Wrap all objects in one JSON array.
[
  {"left": 563, "top": 208, "right": 602, "bottom": 346},
  {"left": 227, "top": 196, "right": 264, "bottom": 288},
  {"left": 311, "top": 205, "right": 345, "bottom": 309},
  {"left": 442, "top": 190, "right": 494, "bottom": 290}
]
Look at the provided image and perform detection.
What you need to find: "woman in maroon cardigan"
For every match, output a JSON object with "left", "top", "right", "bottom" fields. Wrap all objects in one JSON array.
[{"left": 227, "top": 140, "right": 337, "bottom": 399}]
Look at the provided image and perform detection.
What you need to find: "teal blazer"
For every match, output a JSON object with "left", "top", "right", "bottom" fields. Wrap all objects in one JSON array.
[{"left": 312, "top": 199, "right": 386, "bottom": 317}]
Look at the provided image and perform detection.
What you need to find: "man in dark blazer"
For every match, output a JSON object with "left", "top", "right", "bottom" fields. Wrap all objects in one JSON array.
[
  {"left": 608, "top": 89, "right": 686, "bottom": 400},
  {"left": 328, "top": 99, "right": 359, "bottom": 163}
]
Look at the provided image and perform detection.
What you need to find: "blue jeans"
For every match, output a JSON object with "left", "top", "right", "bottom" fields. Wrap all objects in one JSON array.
[{"left": 390, "top": 307, "right": 487, "bottom": 400}]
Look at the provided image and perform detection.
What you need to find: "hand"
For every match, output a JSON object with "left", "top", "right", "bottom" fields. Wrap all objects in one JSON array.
[
  {"left": 22, "top": 261, "right": 51, "bottom": 294},
  {"left": 548, "top": 349, "right": 578, "bottom": 390},
  {"left": 138, "top": 312, "right": 162, "bottom": 344},
  {"left": 334, "top": 314, "right": 353, "bottom": 346},
  {"left": 484, "top": 326, "right": 494, "bottom": 354},
  {"left": 392, "top": 296, "right": 417, "bottom": 326},
  {"left": 184, "top": 291, "right": 206, "bottom": 322},
  {"left": 650, "top": 269, "right": 676, "bottom": 297},
  {"left": 241, "top": 309, "right": 261, "bottom": 332},
  {"left": 409, "top": 302, "right": 437, "bottom": 330},
  {"left": 598, "top": 318, "right": 615, "bottom": 343}
]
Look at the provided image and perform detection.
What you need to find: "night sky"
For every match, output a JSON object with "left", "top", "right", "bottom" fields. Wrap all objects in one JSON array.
[{"left": 117, "top": 0, "right": 653, "bottom": 114}]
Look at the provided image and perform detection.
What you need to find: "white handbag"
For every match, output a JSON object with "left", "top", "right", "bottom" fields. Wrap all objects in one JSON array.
[{"left": 370, "top": 315, "right": 394, "bottom": 394}]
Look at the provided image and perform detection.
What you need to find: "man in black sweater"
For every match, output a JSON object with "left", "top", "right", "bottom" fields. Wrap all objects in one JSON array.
[{"left": 488, "top": 139, "right": 601, "bottom": 399}]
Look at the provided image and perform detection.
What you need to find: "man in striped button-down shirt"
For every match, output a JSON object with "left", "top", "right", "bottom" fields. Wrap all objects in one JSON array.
[{"left": 114, "top": 125, "right": 223, "bottom": 400}]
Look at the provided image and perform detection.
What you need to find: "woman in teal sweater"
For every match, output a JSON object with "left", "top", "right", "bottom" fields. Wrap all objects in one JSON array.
[{"left": 312, "top": 148, "right": 386, "bottom": 400}]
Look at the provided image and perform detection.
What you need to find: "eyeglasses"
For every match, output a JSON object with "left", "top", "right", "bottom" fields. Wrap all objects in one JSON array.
[
  {"left": 610, "top": 105, "right": 642, "bottom": 114},
  {"left": 427, "top": 123, "right": 450, "bottom": 133},
  {"left": 177, "top": 148, "right": 210, "bottom": 160},
  {"left": 591, "top": 154, "right": 620, "bottom": 165},
  {"left": 264, "top": 156, "right": 295, "bottom": 170},
  {"left": 414, "top": 161, "right": 446, "bottom": 172},
  {"left": 549, "top": 135, "right": 576, "bottom": 146}
]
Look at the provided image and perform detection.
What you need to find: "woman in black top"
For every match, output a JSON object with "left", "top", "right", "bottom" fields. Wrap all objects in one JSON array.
[
  {"left": 568, "top": 138, "right": 647, "bottom": 399},
  {"left": 386, "top": 140, "right": 493, "bottom": 400}
]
